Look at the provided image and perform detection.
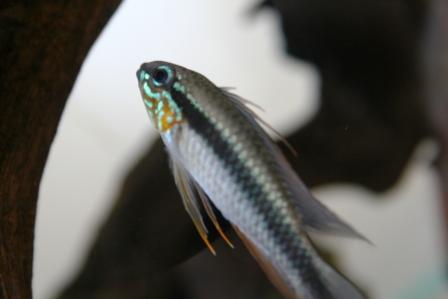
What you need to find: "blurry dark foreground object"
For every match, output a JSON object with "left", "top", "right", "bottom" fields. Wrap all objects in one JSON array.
[
  {"left": 0, "top": 1, "right": 122, "bottom": 298},
  {"left": 58, "top": 140, "right": 282, "bottom": 299},
  {"left": 59, "top": 1, "right": 438, "bottom": 298}
]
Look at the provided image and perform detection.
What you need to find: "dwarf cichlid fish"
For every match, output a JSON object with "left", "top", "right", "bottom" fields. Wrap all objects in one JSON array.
[{"left": 136, "top": 61, "right": 367, "bottom": 299}]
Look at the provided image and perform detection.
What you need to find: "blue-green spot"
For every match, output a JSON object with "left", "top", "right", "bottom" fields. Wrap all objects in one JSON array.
[
  {"left": 143, "top": 82, "right": 161, "bottom": 100},
  {"left": 144, "top": 100, "right": 153, "bottom": 108},
  {"left": 139, "top": 71, "right": 146, "bottom": 81}
]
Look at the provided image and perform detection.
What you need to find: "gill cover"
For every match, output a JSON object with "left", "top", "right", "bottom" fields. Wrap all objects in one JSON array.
[{"left": 137, "top": 64, "right": 183, "bottom": 132}]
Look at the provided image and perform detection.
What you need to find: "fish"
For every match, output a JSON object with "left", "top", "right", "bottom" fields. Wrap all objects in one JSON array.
[{"left": 136, "top": 61, "right": 367, "bottom": 299}]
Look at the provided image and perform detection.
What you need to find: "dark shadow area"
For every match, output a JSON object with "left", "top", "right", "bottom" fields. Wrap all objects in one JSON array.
[{"left": 0, "top": 2, "right": 122, "bottom": 298}]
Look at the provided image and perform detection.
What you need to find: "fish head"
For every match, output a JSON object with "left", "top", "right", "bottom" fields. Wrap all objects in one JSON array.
[
  {"left": 136, "top": 61, "right": 185, "bottom": 132},
  {"left": 137, "top": 61, "right": 223, "bottom": 133}
]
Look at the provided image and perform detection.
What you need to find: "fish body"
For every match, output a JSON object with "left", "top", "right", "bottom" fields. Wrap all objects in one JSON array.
[{"left": 136, "top": 61, "right": 365, "bottom": 299}]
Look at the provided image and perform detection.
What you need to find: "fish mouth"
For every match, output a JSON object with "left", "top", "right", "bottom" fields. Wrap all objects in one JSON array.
[
  {"left": 136, "top": 63, "right": 151, "bottom": 82},
  {"left": 136, "top": 68, "right": 142, "bottom": 80},
  {"left": 136, "top": 67, "right": 148, "bottom": 83}
]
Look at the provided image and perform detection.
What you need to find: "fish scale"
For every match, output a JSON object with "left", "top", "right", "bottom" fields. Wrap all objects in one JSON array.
[
  {"left": 136, "top": 61, "right": 366, "bottom": 299},
  {"left": 169, "top": 96, "right": 330, "bottom": 296}
]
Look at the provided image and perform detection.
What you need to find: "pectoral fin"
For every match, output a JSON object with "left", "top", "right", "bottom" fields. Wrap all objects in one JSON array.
[
  {"left": 171, "top": 159, "right": 216, "bottom": 255},
  {"left": 221, "top": 88, "right": 369, "bottom": 243}
]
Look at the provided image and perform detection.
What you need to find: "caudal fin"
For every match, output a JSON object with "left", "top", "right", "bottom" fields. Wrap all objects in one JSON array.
[{"left": 309, "top": 252, "right": 366, "bottom": 299}]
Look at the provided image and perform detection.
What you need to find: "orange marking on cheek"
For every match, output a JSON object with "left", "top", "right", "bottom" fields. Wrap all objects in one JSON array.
[
  {"left": 142, "top": 89, "right": 183, "bottom": 132},
  {"left": 160, "top": 112, "right": 183, "bottom": 132}
]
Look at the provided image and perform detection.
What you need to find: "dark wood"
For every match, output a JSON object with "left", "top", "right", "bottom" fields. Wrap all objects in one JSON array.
[{"left": 0, "top": 2, "right": 122, "bottom": 298}]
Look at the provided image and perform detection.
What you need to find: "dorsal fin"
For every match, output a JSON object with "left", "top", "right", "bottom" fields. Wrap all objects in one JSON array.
[
  {"left": 221, "top": 88, "right": 297, "bottom": 157},
  {"left": 221, "top": 88, "right": 369, "bottom": 243},
  {"left": 221, "top": 87, "right": 266, "bottom": 112},
  {"left": 278, "top": 160, "right": 371, "bottom": 243}
]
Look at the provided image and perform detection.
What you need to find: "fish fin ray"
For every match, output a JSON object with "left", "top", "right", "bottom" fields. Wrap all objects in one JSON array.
[
  {"left": 283, "top": 164, "right": 370, "bottom": 241},
  {"left": 194, "top": 182, "right": 235, "bottom": 249},
  {"left": 311, "top": 251, "right": 366, "bottom": 299},
  {"left": 221, "top": 87, "right": 266, "bottom": 112},
  {"left": 221, "top": 89, "right": 369, "bottom": 242},
  {"left": 296, "top": 190, "right": 371, "bottom": 243},
  {"left": 170, "top": 158, "right": 217, "bottom": 255},
  {"left": 281, "top": 158, "right": 370, "bottom": 241},
  {"left": 221, "top": 88, "right": 297, "bottom": 156},
  {"left": 232, "top": 225, "right": 297, "bottom": 299}
]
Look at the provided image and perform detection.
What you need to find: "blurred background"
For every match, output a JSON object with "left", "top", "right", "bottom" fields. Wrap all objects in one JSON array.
[{"left": 32, "top": 0, "right": 447, "bottom": 298}]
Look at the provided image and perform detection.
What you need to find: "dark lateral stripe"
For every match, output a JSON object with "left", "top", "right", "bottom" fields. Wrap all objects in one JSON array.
[{"left": 170, "top": 87, "right": 324, "bottom": 290}]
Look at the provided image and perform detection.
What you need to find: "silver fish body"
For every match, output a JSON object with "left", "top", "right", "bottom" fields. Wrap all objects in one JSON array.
[{"left": 136, "top": 61, "right": 366, "bottom": 299}]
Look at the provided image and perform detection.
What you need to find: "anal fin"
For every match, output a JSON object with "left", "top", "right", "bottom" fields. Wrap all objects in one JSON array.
[{"left": 232, "top": 225, "right": 297, "bottom": 299}]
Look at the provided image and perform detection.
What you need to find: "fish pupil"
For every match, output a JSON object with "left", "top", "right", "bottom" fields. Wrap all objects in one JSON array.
[{"left": 153, "top": 68, "right": 169, "bottom": 86}]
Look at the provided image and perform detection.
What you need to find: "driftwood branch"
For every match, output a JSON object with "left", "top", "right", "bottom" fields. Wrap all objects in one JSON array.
[{"left": 0, "top": 2, "right": 122, "bottom": 298}]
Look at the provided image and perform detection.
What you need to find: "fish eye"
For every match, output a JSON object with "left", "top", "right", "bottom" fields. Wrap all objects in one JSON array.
[{"left": 152, "top": 66, "right": 173, "bottom": 86}]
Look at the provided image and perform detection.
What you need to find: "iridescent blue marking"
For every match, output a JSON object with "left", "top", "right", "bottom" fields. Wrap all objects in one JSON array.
[
  {"left": 173, "top": 82, "right": 186, "bottom": 93},
  {"left": 157, "top": 100, "right": 164, "bottom": 112},
  {"left": 175, "top": 82, "right": 204, "bottom": 109},
  {"left": 139, "top": 70, "right": 146, "bottom": 81},
  {"left": 141, "top": 76, "right": 183, "bottom": 131},
  {"left": 143, "top": 82, "right": 161, "bottom": 100},
  {"left": 144, "top": 99, "right": 153, "bottom": 109}
]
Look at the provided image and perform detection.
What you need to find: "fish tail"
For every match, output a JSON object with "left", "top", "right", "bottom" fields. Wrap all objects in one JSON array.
[{"left": 305, "top": 251, "right": 365, "bottom": 299}]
